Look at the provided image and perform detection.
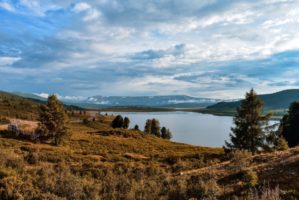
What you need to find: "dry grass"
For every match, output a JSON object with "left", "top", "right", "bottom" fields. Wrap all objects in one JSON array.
[{"left": 1, "top": 118, "right": 298, "bottom": 199}]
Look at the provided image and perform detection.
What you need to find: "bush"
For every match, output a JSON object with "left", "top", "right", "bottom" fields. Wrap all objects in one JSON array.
[
  {"left": 243, "top": 169, "right": 258, "bottom": 187},
  {"left": 111, "top": 115, "right": 124, "bottom": 128},
  {"left": 186, "top": 174, "right": 221, "bottom": 200},
  {"left": 24, "top": 151, "right": 39, "bottom": 165},
  {"left": 229, "top": 149, "right": 252, "bottom": 172},
  {"left": 275, "top": 137, "right": 288, "bottom": 151}
]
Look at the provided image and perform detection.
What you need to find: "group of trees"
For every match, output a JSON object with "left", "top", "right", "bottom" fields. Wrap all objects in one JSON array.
[
  {"left": 111, "top": 115, "right": 130, "bottom": 129},
  {"left": 225, "top": 89, "right": 299, "bottom": 154},
  {"left": 144, "top": 118, "right": 172, "bottom": 139},
  {"left": 111, "top": 116, "right": 172, "bottom": 140}
]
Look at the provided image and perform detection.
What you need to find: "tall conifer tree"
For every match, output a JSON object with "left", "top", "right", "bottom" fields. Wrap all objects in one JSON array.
[{"left": 225, "top": 89, "right": 271, "bottom": 154}]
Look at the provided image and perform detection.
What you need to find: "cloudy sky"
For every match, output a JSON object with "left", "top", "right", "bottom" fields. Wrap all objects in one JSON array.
[{"left": 1, "top": 0, "right": 299, "bottom": 99}]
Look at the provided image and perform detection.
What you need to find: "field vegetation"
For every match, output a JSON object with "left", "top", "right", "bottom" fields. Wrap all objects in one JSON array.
[{"left": 1, "top": 91, "right": 299, "bottom": 199}]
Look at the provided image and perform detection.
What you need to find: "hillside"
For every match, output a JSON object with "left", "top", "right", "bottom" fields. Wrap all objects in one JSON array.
[
  {"left": 0, "top": 120, "right": 224, "bottom": 199},
  {"left": 0, "top": 91, "right": 41, "bottom": 120},
  {"left": 206, "top": 89, "right": 299, "bottom": 116},
  {"left": 0, "top": 91, "right": 84, "bottom": 120},
  {"left": 0, "top": 119, "right": 299, "bottom": 199}
]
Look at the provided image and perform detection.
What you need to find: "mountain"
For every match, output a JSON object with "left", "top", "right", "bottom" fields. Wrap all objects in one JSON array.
[
  {"left": 206, "top": 89, "right": 299, "bottom": 115},
  {"left": 76, "top": 95, "right": 222, "bottom": 109}
]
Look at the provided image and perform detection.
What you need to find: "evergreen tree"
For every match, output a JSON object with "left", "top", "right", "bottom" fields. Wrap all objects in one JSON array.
[
  {"left": 144, "top": 119, "right": 152, "bottom": 134},
  {"left": 279, "top": 102, "right": 299, "bottom": 147},
  {"left": 144, "top": 118, "right": 161, "bottom": 136},
  {"left": 111, "top": 115, "right": 124, "bottom": 128},
  {"left": 37, "top": 95, "right": 69, "bottom": 146},
  {"left": 225, "top": 89, "right": 271, "bottom": 154},
  {"left": 161, "top": 127, "right": 167, "bottom": 138},
  {"left": 134, "top": 124, "right": 139, "bottom": 130},
  {"left": 123, "top": 117, "right": 130, "bottom": 129},
  {"left": 151, "top": 118, "right": 161, "bottom": 137},
  {"left": 161, "top": 127, "right": 172, "bottom": 140}
]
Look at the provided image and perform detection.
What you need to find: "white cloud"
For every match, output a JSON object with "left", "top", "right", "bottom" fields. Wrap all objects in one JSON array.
[
  {"left": 19, "top": 0, "right": 44, "bottom": 16},
  {"left": 72, "top": 2, "right": 101, "bottom": 21},
  {"left": 0, "top": 56, "right": 21, "bottom": 65},
  {"left": 73, "top": 2, "right": 91, "bottom": 12},
  {"left": 34, "top": 92, "right": 49, "bottom": 98},
  {"left": 0, "top": 2, "right": 15, "bottom": 12}
]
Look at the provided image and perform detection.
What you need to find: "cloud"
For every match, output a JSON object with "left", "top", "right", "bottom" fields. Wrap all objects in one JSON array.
[
  {"left": 73, "top": 2, "right": 91, "bottom": 12},
  {"left": 0, "top": 56, "right": 21, "bottom": 65},
  {"left": 1, "top": 0, "right": 299, "bottom": 98},
  {"left": 72, "top": 2, "right": 101, "bottom": 21},
  {"left": 0, "top": 2, "right": 15, "bottom": 12}
]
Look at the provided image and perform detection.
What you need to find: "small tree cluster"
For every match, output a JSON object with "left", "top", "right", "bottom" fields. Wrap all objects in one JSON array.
[
  {"left": 36, "top": 95, "right": 70, "bottom": 146},
  {"left": 111, "top": 115, "right": 130, "bottom": 129},
  {"left": 144, "top": 119, "right": 172, "bottom": 139}
]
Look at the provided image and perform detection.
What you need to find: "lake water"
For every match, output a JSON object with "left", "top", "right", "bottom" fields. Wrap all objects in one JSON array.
[{"left": 106, "top": 111, "right": 234, "bottom": 147}]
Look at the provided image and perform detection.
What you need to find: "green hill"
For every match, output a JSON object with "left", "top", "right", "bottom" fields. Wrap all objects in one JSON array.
[{"left": 206, "top": 89, "right": 299, "bottom": 116}]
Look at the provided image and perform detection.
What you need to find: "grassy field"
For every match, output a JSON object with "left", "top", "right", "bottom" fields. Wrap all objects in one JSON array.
[
  {"left": 1, "top": 117, "right": 299, "bottom": 199},
  {"left": 0, "top": 119, "right": 225, "bottom": 200}
]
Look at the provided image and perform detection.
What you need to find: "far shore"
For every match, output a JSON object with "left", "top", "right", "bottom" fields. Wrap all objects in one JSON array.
[{"left": 93, "top": 106, "right": 283, "bottom": 120}]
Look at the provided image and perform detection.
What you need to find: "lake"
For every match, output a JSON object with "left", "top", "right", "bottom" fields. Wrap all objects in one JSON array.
[{"left": 106, "top": 111, "right": 234, "bottom": 147}]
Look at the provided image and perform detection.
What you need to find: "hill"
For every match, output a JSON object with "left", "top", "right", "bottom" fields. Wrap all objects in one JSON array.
[
  {"left": 0, "top": 91, "right": 41, "bottom": 120},
  {"left": 0, "top": 91, "right": 84, "bottom": 120},
  {"left": 0, "top": 119, "right": 299, "bottom": 199},
  {"left": 205, "top": 89, "right": 299, "bottom": 116}
]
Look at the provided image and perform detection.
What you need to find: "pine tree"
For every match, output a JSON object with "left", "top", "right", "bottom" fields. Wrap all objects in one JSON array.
[
  {"left": 161, "top": 127, "right": 172, "bottom": 140},
  {"left": 225, "top": 89, "right": 271, "bottom": 154},
  {"left": 123, "top": 117, "right": 130, "bottom": 129},
  {"left": 37, "top": 95, "right": 69, "bottom": 146},
  {"left": 161, "top": 127, "right": 167, "bottom": 138},
  {"left": 280, "top": 102, "right": 299, "bottom": 147},
  {"left": 151, "top": 118, "right": 161, "bottom": 137},
  {"left": 111, "top": 115, "right": 124, "bottom": 128},
  {"left": 134, "top": 124, "right": 139, "bottom": 130},
  {"left": 144, "top": 119, "right": 152, "bottom": 134}
]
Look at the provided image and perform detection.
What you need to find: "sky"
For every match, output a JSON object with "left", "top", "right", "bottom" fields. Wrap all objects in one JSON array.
[{"left": 1, "top": 0, "right": 299, "bottom": 99}]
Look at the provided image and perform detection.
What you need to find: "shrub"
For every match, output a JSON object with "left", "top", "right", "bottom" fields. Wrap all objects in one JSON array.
[
  {"left": 24, "top": 151, "right": 39, "bottom": 165},
  {"left": 243, "top": 169, "right": 258, "bottom": 187},
  {"left": 186, "top": 174, "right": 221, "bottom": 200},
  {"left": 230, "top": 149, "right": 252, "bottom": 172},
  {"left": 275, "top": 137, "right": 288, "bottom": 151},
  {"left": 111, "top": 115, "right": 124, "bottom": 128}
]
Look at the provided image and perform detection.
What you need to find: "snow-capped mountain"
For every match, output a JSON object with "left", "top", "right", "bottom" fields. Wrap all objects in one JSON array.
[{"left": 79, "top": 95, "right": 222, "bottom": 108}]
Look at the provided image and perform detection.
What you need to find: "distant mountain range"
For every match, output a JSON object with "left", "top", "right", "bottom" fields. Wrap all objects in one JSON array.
[
  {"left": 10, "top": 89, "right": 299, "bottom": 114},
  {"left": 66, "top": 95, "right": 223, "bottom": 109},
  {"left": 12, "top": 92, "right": 223, "bottom": 109},
  {"left": 206, "top": 89, "right": 299, "bottom": 116}
]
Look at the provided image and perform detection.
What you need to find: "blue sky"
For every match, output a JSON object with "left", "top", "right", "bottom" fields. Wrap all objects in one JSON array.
[{"left": 1, "top": 0, "right": 299, "bottom": 99}]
